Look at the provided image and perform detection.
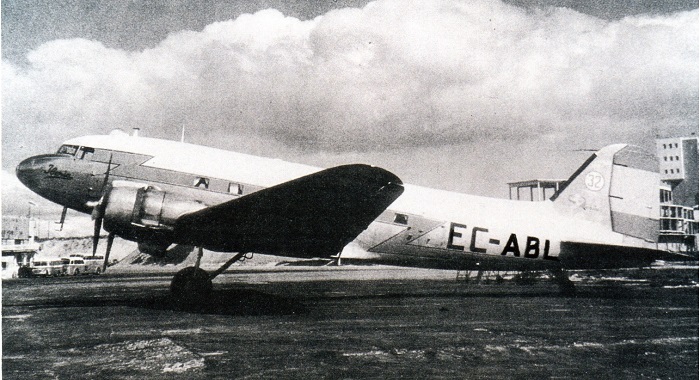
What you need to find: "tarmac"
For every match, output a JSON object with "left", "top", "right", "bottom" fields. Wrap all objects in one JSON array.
[{"left": 2, "top": 264, "right": 698, "bottom": 379}]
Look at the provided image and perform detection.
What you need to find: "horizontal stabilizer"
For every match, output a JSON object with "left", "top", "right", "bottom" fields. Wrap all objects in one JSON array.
[{"left": 559, "top": 242, "right": 661, "bottom": 269}]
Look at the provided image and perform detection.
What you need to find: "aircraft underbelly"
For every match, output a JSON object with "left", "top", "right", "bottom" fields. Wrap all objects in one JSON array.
[
  {"left": 346, "top": 242, "right": 563, "bottom": 271},
  {"left": 346, "top": 215, "right": 563, "bottom": 271}
]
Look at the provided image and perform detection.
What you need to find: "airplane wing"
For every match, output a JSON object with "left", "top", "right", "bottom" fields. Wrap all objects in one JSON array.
[{"left": 172, "top": 164, "right": 404, "bottom": 257}]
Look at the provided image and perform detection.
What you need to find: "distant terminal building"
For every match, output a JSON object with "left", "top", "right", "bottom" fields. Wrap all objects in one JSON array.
[
  {"left": 508, "top": 179, "right": 567, "bottom": 202},
  {"left": 657, "top": 136, "right": 698, "bottom": 207},
  {"left": 656, "top": 136, "right": 698, "bottom": 253},
  {"left": 2, "top": 216, "right": 40, "bottom": 279}
]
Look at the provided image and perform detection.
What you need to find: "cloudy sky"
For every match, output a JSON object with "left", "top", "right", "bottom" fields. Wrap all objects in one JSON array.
[{"left": 2, "top": 0, "right": 698, "bottom": 226}]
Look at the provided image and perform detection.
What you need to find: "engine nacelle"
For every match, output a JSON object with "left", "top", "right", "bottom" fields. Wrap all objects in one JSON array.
[{"left": 102, "top": 182, "right": 207, "bottom": 251}]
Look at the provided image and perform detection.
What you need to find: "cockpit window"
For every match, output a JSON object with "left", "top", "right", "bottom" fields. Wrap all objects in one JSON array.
[
  {"left": 57, "top": 145, "right": 79, "bottom": 156},
  {"left": 78, "top": 146, "right": 95, "bottom": 160}
]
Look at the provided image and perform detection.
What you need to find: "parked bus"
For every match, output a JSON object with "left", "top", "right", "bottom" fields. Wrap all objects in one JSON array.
[
  {"left": 83, "top": 256, "right": 104, "bottom": 275},
  {"left": 31, "top": 259, "right": 64, "bottom": 277},
  {"left": 62, "top": 256, "right": 86, "bottom": 275}
]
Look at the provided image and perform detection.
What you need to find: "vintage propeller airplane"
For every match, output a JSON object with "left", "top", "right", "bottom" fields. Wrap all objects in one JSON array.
[{"left": 16, "top": 131, "right": 671, "bottom": 300}]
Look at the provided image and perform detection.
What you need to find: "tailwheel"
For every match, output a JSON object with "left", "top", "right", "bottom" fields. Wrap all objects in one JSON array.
[
  {"left": 170, "top": 267, "right": 213, "bottom": 303},
  {"left": 551, "top": 267, "right": 576, "bottom": 296}
]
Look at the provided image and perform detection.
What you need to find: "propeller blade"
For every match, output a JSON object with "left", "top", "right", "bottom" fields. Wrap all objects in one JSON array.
[
  {"left": 92, "top": 154, "right": 114, "bottom": 221},
  {"left": 57, "top": 207, "right": 67, "bottom": 231},
  {"left": 91, "top": 154, "right": 114, "bottom": 257},
  {"left": 92, "top": 217, "right": 103, "bottom": 257},
  {"left": 103, "top": 233, "right": 115, "bottom": 272},
  {"left": 102, "top": 154, "right": 113, "bottom": 188}
]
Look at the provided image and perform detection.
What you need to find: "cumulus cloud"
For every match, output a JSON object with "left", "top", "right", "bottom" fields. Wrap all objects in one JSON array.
[{"left": 2, "top": 0, "right": 697, "bottom": 181}]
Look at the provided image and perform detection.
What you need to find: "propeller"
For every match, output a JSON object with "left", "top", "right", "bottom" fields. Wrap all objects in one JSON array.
[
  {"left": 92, "top": 155, "right": 113, "bottom": 257},
  {"left": 103, "top": 233, "right": 115, "bottom": 272},
  {"left": 55, "top": 206, "right": 67, "bottom": 231}
]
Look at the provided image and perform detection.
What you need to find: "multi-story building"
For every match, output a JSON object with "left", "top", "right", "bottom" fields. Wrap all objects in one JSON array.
[
  {"left": 2, "top": 217, "right": 40, "bottom": 279},
  {"left": 656, "top": 136, "right": 698, "bottom": 254}
]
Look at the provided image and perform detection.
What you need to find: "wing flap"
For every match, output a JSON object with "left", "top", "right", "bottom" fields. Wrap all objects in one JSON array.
[{"left": 173, "top": 164, "right": 403, "bottom": 257}]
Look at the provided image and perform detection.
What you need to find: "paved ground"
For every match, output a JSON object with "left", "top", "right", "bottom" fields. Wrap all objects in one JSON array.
[{"left": 2, "top": 265, "right": 698, "bottom": 379}]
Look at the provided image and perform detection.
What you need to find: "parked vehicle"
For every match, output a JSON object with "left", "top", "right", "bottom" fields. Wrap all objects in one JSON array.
[
  {"left": 62, "top": 256, "right": 86, "bottom": 275},
  {"left": 31, "top": 260, "right": 64, "bottom": 277},
  {"left": 83, "top": 256, "right": 104, "bottom": 275}
]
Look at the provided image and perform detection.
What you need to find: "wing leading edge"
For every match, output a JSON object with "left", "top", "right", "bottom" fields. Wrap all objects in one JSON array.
[{"left": 173, "top": 164, "right": 404, "bottom": 257}]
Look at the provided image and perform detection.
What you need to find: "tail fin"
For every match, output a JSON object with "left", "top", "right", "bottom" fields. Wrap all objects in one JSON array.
[{"left": 552, "top": 144, "right": 659, "bottom": 243}]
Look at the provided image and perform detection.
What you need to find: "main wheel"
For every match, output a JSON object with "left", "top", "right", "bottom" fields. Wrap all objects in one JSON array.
[{"left": 170, "top": 267, "right": 213, "bottom": 303}]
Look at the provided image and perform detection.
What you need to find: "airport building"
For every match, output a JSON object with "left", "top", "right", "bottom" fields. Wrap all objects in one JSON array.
[
  {"left": 2, "top": 216, "right": 40, "bottom": 279},
  {"left": 656, "top": 136, "right": 698, "bottom": 253},
  {"left": 508, "top": 179, "right": 566, "bottom": 202}
]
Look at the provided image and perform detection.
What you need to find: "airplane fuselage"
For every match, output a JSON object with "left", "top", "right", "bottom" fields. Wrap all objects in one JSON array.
[{"left": 16, "top": 134, "right": 663, "bottom": 271}]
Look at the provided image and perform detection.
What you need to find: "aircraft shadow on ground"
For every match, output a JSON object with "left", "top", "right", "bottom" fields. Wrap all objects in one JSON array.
[{"left": 10, "top": 288, "right": 307, "bottom": 316}]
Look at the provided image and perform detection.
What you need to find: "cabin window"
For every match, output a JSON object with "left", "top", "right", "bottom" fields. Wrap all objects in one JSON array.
[
  {"left": 393, "top": 213, "right": 408, "bottom": 225},
  {"left": 57, "top": 145, "right": 79, "bottom": 156},
  {"left": 228, "top": 183, "right": 243, "bottom": 195},
  {"left": 664, "top": 157, "right": 667, "bottom": 161},
  {"left": 675, "top": 156, "right": 679, "bottom": 161},
  {"left": 88, "top": 149, "right": 117, "bottom": 163},
  {"left": 193, "top": 177, "right": 209, "bottom": 189}
]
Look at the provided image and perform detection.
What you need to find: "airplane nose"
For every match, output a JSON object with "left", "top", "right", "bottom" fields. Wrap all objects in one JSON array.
[
  {"left": 16, "top": 156, "right": 45, "bottom": 189},
  {"left": 17, "top": 157, "right": 35, "bottom": 187}
]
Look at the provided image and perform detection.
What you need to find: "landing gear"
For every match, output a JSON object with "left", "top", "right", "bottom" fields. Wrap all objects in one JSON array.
[
  {"left": 551, "top": 267, "right": 576, "bottom": 296},
  {"left": 170, "top": 267, "right": 213, "bottom": 302},
  {"left": 169, "top": 247, "right": 249, "bottom": 303}
]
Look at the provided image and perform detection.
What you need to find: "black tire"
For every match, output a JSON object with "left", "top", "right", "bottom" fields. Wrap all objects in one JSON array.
[{"left": 170, "top": 267, "right": 213, "bottom": 304}]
